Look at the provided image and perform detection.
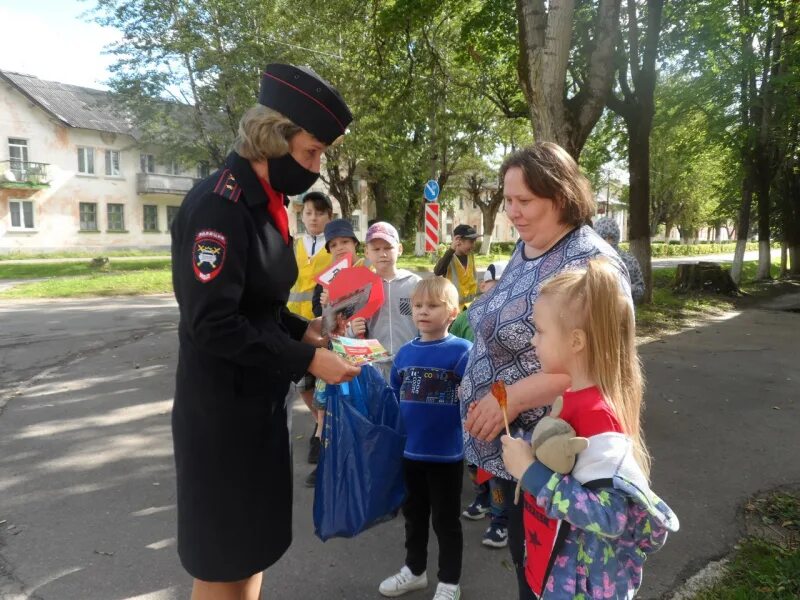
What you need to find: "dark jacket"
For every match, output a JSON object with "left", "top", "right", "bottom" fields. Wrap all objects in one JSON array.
[{"left": 170, "top": 151, "right": 315, "bottom": 581}]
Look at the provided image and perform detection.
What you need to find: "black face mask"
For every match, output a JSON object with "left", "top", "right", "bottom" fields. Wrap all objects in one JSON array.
[{"left": 266, "top": 153, "right": 320, "bottom": 196}]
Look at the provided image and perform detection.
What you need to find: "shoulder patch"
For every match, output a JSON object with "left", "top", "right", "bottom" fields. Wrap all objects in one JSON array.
[
  {"left": 193, "top": 230, "right": 227, "bottom": 283},
  {"left": 213, "top": 169, "right": 242, "bottom": 203}
]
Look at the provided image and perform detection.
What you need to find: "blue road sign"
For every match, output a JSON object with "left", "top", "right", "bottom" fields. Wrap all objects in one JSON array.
[{"left": 424, "top": 179, "right": 440, "bottom": 202}]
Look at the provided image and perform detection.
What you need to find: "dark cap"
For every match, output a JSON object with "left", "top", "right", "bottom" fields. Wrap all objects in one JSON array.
[
  {"left": 453, "top": 224, "right": 481, "bottom": 239},
  {"left": 302, "top": 191, "right": 333, "bottom": 213},
  {"left": 259, "top": 64, "right": 353, "bottom": 145},
  {"left": 324, "top": 218, "right": 359, "bottom": 251}
]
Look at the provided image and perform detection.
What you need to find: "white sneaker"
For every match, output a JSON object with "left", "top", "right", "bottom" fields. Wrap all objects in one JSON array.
[
  {"left": 433, "top": 582, "right": 462, "bottom": 600},
  {"left": 379, "top": 565, "right": 428, "bottom": 597}
]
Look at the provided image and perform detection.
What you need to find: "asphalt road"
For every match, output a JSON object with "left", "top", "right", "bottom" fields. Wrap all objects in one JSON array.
[{"left": 1, "top": 290, "right": 798, "bottom": 599}]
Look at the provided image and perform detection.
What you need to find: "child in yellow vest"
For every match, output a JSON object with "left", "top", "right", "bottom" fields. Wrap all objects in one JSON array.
[
  {"left": 289, "top": 192, "right": 333, "bottom": 467},
  {"left": 434, "top": 224, "right": 480, "bottom": 307},
  {"left": 288, "top": 191, "right": 333, "bottom": 318}
]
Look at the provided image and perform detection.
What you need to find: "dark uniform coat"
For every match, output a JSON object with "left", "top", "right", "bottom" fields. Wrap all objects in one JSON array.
[{"left": 170, "top": 151, "right": 315, "bottom": 581}]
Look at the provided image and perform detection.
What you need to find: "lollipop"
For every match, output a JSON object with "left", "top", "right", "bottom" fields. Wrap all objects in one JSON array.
[{"left": 491, "top": 380, "right": 511, "bottom": 437}]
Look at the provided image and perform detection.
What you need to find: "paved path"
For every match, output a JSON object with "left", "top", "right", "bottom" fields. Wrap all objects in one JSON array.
[{"left": 1, "top": 292, "right": 798, "bottom": 599}]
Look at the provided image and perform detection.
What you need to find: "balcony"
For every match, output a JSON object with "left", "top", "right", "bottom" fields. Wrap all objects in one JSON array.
[
  {"left": 0, "top": 160, "right": 50, "bottom": 188},
  {"left": 137, "top": 172, "right": 199, "bottom": 195}
]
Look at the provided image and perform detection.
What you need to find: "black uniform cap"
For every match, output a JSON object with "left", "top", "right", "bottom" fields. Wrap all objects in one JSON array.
[{"left": 259, "top": 64, "right": 353, "bottom": 145}]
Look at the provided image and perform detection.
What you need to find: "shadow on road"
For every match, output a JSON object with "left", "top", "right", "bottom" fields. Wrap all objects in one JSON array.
[{"left": 0, "top": 295, "right": 798, "bottom": 599}]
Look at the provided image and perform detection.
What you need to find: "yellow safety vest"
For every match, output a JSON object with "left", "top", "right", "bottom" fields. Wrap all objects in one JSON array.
[
  {"left": 447, "top": 253, "right": 478, "bottom": 305},
  {"left": 288, "top": 237, "right": 332, "bottom": 319}
]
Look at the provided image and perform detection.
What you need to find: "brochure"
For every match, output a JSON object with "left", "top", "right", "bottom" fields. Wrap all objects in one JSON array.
[{"left": 329, "top": 336, "right": 390, "bottom": 365}]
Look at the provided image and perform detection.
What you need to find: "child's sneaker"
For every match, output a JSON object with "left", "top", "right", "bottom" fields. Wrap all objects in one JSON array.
[
  {"left": 432, "top": 582, "right": 461, "bottom": 600},
  {"left": 461, "top": 498, "right": 489, "bottom": 520},
  {"left": 481, "top": 523, "right": 508, "bottom": 548},
  {"left": 379, "top": 566, "right": 428, "bottom": 597}
]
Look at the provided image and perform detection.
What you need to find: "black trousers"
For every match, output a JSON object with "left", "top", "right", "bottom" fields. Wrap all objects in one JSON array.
[
  {"left": 403, "top": 458, "right": 464, "bottom": 585},
  {"left": 497, "top": 478, "right": 538, "bottom": 600}
]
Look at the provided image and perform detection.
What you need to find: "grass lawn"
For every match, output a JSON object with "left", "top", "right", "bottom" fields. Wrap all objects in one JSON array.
[
  {"left": 634, "top": 259, "right": 787, "bottom": 338},
  {"left": 1, "top": 256, "right": 792, "bottom": 338},
  {"left": 691, "top": 491, "right": 800, "bottom": 599},
  {"left": 0, "top": 258, "right": 172, "bottom": 279},
  {"left": 0, "top": 249, "right": 168, "bottom": 261}
]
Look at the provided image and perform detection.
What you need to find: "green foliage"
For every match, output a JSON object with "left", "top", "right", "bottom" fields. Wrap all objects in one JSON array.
[{"left": 621, "top": 242, "right": 761, "bottom": 257}]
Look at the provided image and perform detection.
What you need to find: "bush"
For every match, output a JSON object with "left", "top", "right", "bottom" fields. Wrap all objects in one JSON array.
[
  {"left": 617, "top": 241, "right": 762, "bottom": 257},
  {"left": 474, "top": 240, "right": 517, "bottom": 255}
]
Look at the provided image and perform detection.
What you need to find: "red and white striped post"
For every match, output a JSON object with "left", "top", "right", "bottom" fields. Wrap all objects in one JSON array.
[{"left": 424, "top": 203, "right": 440, "bottom": 252}]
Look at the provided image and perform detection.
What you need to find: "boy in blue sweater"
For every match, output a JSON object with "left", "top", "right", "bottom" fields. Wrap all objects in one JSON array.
[{"left": 379, "top": 277, "right": 472, "bottom": 600}]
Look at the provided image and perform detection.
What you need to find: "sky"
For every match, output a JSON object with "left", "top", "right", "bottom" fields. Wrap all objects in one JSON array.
[{"left": 0, "top": 0, "right": 120, "bottom": 89}]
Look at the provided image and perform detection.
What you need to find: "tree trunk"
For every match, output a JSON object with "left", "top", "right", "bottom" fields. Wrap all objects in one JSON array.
[
  {"left": 478, "top": 201, "right": 503, "bottom": 255},
  {"left": 790, "top": 246, "right": 800, "bottom": 276},
  {"left": 755, "top": 171, "right": 772, "bottom": 280},
  {"left": 780, "top": 241, "right": 788, "bottom": 278},
  {"left": 627, "top": 117, "right": 653, "bottom": 304},
  {"left": 369, "top": 179, "right": 391, "bottom": 222},
  {"left": 674, "top": 262, "right": 740, "bottom": 295},
  {"left": 731, "top": 174, "right": 754, "bottom": 284},
  {"left": 515, "top": 0, "right": 621, "bottom": 158}
]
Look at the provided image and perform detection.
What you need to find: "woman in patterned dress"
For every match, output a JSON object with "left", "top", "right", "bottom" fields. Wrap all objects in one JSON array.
[{"left": 459, "top": 142, "right": 633, "bottom": 600}]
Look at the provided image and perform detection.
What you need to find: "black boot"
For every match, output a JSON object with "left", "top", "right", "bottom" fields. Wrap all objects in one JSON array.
[{"left": 308, "top": 435, "right": 321, "bottom": 464}]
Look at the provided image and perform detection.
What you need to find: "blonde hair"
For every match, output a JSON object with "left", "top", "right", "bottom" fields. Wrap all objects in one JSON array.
[
  {"left": 499, "top": 142, "right": 595, "bottom": 226},
  {"left": 412, "top": 276, "right": 460, "bottom": 315},
  {"left": 233, "top": 105, "right": 302, "bottom": 161},
  {"left": 539, "top": 259, "right": 651, "bottom": 478}
]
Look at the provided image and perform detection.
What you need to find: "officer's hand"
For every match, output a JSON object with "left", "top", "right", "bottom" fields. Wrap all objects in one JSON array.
[
  {"left": 450, "top": 236, "right": 462, "bottom": 253},
  {"left": 320, "top": 288, "right": 330, "bottom": 306},
  {"left": 302, "top": 318, "right": 328, "bottom": 348},
  {"left": 308, "top": 348, "right": 361, "bottom": 384}
]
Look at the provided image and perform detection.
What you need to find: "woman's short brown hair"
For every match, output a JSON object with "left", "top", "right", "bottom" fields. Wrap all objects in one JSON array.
[
  {"left": 499, "top": 142, "right": 595, "bottom": 227},
  {"left": 233, "top": 105, "right": 302, "bottom": 161}
]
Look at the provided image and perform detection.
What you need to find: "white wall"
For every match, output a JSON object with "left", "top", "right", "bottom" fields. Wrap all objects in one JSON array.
[{"left": 0, "top": 81, "right": 191, "bottom": 252}]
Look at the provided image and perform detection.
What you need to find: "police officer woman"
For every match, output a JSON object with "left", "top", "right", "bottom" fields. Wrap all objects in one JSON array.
[{"left": 170, "top": 64, "right": 360, "bottom": 600}]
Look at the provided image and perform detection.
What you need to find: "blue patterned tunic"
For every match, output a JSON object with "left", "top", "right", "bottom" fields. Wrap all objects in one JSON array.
[{"left": 460, "top": 226, "right": 632, "bottom": 479}]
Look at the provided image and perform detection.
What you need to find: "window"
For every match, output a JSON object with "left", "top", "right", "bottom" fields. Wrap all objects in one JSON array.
[
  {"left": 167, "top": 206, "right": 180, "bottom": 229},
  {"left": 459, "top": 197, "right": 464, "bottom": 210},
  {"left": 77, "top": 147, "right": 95, "bottom": 174},
  {"left": 140, "top": 153, "right": 155, "bottom": 173},
  {"left": 107, "top": 203, "right": 125, "bottom": 231},
  {"left": 197, "top": 162, "right": 210, "bottom": 178},
  {"left": 143, "top": 205, "right": 159, "bottom": 232},
  {"left": 167, "top": 160, "right": 181, "bottom": 175},
  {"left": 105, "top": 150, "right": 121, "bottom": 176},
  {"left": 79, "top": 202, "right": 98, "bottom": 231},
  {"left": 350, "top": 214, "right": 361, "bottom": 231},
  {"left": 8, "top": 138, "right": 28, "bottom": 179},
  {"left": 296, "top": 212, "right": 306, "bottom": 234},
  {"left": 9, "top": 200, "right": 34, "bottom": 230}
]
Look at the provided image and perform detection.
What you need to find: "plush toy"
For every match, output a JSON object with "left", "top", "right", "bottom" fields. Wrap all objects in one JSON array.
[
  {"left": 532, "top": 396, "right": 589, "bottom": 473},
  {"left": 515, "top": 396, "right": 589, "bottom": 503}
]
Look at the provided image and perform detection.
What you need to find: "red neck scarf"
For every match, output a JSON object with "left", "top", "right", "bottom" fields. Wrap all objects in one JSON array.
[{"left": 257, "top": 176, "right": 290, "bottom": 244}]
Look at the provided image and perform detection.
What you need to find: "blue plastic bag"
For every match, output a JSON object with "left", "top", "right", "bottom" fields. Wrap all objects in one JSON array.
[{"left": 313, "top": 363, "right": 406, "bottom": 541}]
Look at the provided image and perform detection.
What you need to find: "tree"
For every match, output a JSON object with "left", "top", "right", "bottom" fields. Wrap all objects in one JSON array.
[
  {"left": 606, "top": 0, "right": 666, "bottom": 303},
  {"left": 92, "top": 0, "right": 304, "bottom": 167},
  {"left": 515, "top": 0, "right": 622, "bottom": 157}
]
